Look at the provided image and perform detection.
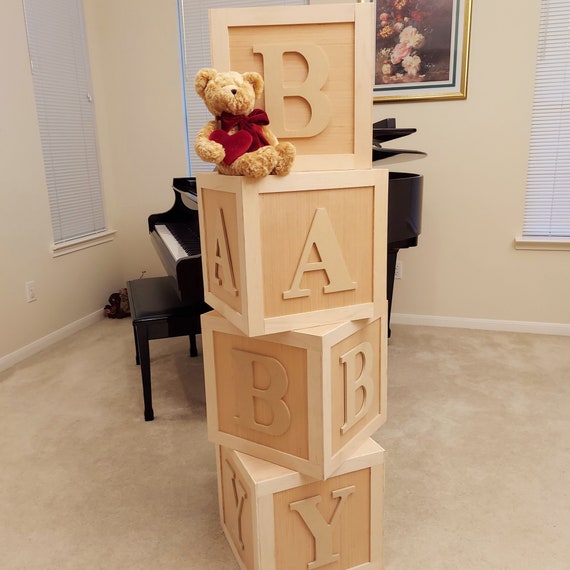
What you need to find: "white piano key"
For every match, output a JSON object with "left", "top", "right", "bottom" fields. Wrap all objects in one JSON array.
[{"left": 154, "top": 224, "right": 188, "bottom": 261}]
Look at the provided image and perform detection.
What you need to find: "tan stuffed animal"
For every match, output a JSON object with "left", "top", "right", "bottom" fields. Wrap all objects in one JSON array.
[{"left": 194, "top": 68, "right": 295, "bottom": 178}]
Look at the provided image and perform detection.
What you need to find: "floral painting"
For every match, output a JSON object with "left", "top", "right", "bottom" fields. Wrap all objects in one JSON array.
[{"left": 374, "top": 0, "right": 472, "bottom": 101}]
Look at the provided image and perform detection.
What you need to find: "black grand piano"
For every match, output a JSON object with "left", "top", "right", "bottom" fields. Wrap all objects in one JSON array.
[
  {"left": 148, "top": 178, "right": 204, "bottom": 307},
  {"left": 373, "top": 118, "right": 424, "bottom": 336},
  {"left": 149, "top": 118, "right": 423, "bottom": 336}
]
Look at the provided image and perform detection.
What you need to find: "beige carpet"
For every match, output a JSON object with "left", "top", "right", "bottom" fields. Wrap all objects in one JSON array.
[{"left": 0, "top": 318, "right": 568, "bottom": 569}]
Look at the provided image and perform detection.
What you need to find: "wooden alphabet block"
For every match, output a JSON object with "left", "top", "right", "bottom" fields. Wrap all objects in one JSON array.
[
  {"left": 201, "top": 310, "right": 387, "bottom": 479},
  {"left": 209, "top": 2, "right": 375, "bottom": 171},
  {"left": 196, "top": 169, "right": 388, "bottom": 337},
  {"left": 217, "top": 438, "right": 384, "bottom": 570}
]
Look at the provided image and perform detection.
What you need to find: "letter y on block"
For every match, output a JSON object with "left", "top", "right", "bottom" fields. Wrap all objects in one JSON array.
[
  {"left": 289, "top": 485, "right": 356, "bottom": 570},
  {"left": 225, "top": 459, "right": 248, "bottom": 551}
]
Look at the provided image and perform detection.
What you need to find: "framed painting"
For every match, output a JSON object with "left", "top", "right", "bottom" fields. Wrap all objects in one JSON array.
[{"left": 373, "top": 0, "right": 472, "bottom": 102}]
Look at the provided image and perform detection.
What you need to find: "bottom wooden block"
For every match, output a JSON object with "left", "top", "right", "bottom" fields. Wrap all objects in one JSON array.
[{"left": 217, "top": 438, "right": 384, "bottom": 570}]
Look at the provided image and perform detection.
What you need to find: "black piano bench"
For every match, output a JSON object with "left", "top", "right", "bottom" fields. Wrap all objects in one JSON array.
[{"left": 126, "top": 276, "right": 208, "bottom": 421}]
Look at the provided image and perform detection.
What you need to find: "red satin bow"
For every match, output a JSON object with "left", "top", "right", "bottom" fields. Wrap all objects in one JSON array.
[{"left": 218, "top": 109, "right": 270, "bottom": 152}]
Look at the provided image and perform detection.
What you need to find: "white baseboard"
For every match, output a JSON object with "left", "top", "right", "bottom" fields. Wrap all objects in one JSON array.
[
  {"left": 391, "top": 313, "right": 570, "bottom": 336},
  {"left": 0, "top": 311, "right": 105, "bottom": 373},
  {"left": 2, "top": 311, "right": 567, "bottom": 374}
]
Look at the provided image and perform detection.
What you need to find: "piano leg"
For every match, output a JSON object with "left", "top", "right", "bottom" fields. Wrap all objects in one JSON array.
[
  {"left": 386, "top": 248, "right": 399, "bottom": 338},
  {"left": 133, "top": 324, "right": 155, "bottom": 421},
  {"left": 189, "top": 334, "right": 198, "bottom": 357}
]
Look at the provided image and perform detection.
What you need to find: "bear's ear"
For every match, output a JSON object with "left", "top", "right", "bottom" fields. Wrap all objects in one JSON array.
[
  {"left": 242, "top": 72, "right": 264, "bottom": 99},
  {"left": 195, "top": 68, "right": 218, "bottom": 98}
]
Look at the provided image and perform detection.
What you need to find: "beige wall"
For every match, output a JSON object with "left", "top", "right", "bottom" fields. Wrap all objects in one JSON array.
[
  {"left": 377, "top": 0, "right": 570, "bottom": 327},
  {"left": 82, "top": 0, "right": 188, "bottom": 282},
  {"left": 0, "top": 0, "right": 185, "bottom": 364},
  {"left": 1, "top": 0, "right": 568, "bottom": 365},
  {"left": 0, "top": 0, "right": 123, "bottom": 361}
]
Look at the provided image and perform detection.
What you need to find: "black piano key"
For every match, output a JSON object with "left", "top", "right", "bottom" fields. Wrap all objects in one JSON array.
[{"left": 165, "top": 222, "right": 201, "bottom": 257}]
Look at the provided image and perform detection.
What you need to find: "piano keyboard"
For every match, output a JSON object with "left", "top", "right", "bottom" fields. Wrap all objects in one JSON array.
[{"left": 154, "top": 223, "right": 201, "bottom": 261}]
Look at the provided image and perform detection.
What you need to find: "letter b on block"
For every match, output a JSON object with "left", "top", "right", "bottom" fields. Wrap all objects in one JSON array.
[
  {"left": 253, "top": 43, "right": 332, "bottom": 138},
  {"left": 341, "top": 342, "right": 374, "bottom": 435},
  {"left": 232, "top": 349, "right": 291, "bottom": 436}
]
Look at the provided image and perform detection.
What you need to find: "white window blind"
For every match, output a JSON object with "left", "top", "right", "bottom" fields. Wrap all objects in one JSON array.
[
  {"left": 178, "top": 0, "right": 307, "bottom": 174},
  {"left": 523, "top": 0, "right": 570, "bottom": 239},
  {"left": 23, "top": 0, "right": 106, "bottom": 245}
]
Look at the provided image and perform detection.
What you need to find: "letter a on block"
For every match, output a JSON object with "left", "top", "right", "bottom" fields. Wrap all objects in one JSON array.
[
  {"left": 289, "top": 485, "right": 356, "bottom": 570},
  {"left": 253, "top": 44, "right": 332, "bottom": 138},
  {"left": 340, "top": 342, "right": 374, "bottom": 435},
  {"left": 214, "top": 208, "right": 238, "bottom": 296},
  {"left": 232, "top": 349, "right": 291, "bottom": 436},
  {"left": 283, "top": 208, "right": 357, "bottom": 300}
]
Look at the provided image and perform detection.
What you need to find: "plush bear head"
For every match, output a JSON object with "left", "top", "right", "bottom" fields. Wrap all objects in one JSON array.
[{"left": 195, "top": 68, "right": 264, "bottom": 118}]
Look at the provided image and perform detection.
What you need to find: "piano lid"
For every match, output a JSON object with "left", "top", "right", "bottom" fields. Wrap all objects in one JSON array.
[
  {"left": 372, "top": 117, "right": 427, "bottom": 165},
  {"left": 373, "top": 145, "right": 427, "bottom": 166},
  {"left": 172, "top": 177, "right": 198, "bottom": 210},
  {"left": 172, "top": 177, "right": 196, "bottom": 194},
  {"left": 373, "top": 118, "right": 417, "bottom": 143}
]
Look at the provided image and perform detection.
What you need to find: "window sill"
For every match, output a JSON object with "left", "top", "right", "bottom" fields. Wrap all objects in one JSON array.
[
  {"left": 52, "top": 229, "right": 116, "bottom": 257},
  {"left": 514, "top": 236, "right": 570, "bottom": 251}
]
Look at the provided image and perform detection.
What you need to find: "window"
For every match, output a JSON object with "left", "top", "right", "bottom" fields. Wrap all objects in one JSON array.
[
  {"left": 23, "top": 0, "right": 111, "bottom": 255},
  {"left": 518, "top": 0, "right": 570, "bottom": 250},
  {"left": 177, "top": 0, "right": 307, "bottom": 174}
]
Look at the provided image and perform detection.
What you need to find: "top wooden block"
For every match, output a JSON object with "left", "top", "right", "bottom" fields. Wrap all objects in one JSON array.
[{"left": 209, "top": 3, "right": 375, "bottom": 172}]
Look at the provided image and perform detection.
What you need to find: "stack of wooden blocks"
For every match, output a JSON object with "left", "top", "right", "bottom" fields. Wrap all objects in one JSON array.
[{"left": 196, "top": 4, "right": 389, "bottom": 569}]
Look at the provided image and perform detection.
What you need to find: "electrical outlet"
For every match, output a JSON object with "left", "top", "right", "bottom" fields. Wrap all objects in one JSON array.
[
  {"left": 25, "top": 281, "right": 37, "bottom": 302},
  {"left": 394, "top": 260, "right": 403, "bottom": 279}
]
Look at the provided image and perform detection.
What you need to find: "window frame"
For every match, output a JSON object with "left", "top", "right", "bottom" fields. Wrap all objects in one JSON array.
[
  {"left": 23, "top": 0, "right": 111, "bottom": 255},
  {"left": 516, "top": 0, "right": 570, "bottom": 251}
]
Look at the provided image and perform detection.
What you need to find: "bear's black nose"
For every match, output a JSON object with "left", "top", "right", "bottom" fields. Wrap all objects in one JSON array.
[{"left": 231, "top": 89, "right": 237, "bottom": 95}]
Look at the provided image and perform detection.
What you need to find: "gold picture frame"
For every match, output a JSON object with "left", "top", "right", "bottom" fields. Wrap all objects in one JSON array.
[{"left": 373, "top": 0, "right": 472, "bottom": 102}]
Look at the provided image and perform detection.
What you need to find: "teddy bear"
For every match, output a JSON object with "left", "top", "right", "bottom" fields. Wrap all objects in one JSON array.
[
  {"left": 194, "top": 68, "right": 295, "bottom": 178},
  {"left": 104, "top": 288, "right": 130, "bottom": 319}
]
